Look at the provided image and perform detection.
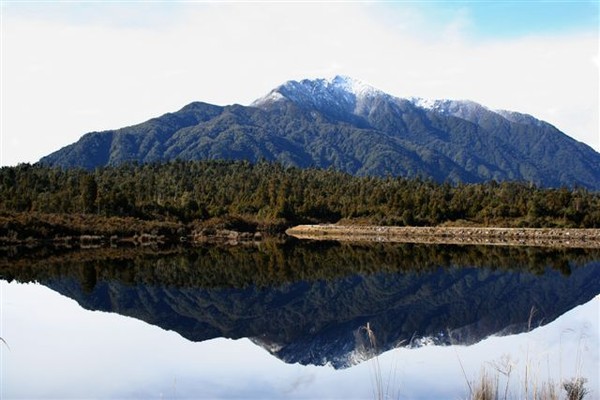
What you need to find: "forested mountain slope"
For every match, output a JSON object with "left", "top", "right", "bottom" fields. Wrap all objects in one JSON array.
[{"left": 40, "top": 76, "right": 600, "bottom": 189}]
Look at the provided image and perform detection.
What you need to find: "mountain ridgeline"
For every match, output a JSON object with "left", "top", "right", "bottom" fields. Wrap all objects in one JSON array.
[{"left": 40, "top": 76, "right": 600, "bottom": 189}]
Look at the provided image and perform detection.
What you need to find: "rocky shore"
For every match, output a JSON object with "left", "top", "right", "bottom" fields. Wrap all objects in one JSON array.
[{"left": 286, "top": 225, "right": 600, "bottom": 248}]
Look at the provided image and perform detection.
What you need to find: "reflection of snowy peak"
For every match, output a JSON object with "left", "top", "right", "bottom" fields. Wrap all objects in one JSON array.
[{"left": 32, "top": 244, "right": 600, "bottom": 371}]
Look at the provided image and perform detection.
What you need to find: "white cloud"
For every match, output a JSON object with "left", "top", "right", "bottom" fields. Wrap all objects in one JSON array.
[{"left": 1, "top": 3, "right": 598, "bottom": 166}]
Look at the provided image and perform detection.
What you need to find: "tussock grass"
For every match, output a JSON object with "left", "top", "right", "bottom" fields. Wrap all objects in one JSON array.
[
  {"left": 563, "top": 378, "right": 589, "bottom": 400},
  {"left": 358, "top": 322, "right": 402, "bottom": 400},
  {"left": 467, "top": 368, "right": 588, "bottom": 400},
  {"left": 471, "top": 368, "right": 498, "bottom": 400},
  {"left": 360, "top": 321, "right": 592, "bottom": 400},
  {"left": 465, "top": 306, "right": 592, "bottom": 400}
]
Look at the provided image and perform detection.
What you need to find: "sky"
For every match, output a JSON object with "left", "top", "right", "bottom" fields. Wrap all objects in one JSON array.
[{"left": 0, "top": 1, "right": 598, "bottom": 167}]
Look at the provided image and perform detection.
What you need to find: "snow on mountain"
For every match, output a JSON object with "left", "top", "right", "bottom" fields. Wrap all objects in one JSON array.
[
  {"left": 254, "top": 76, "right": 554, "bottom": 131},
  {"left": 255, "top": 76, "right": 508, "bottom": 125},
  {"left": 409, "top": 96, "right": 557, "bottom": 132},
  {"left": 252, "top": 75, "right": 387, "bottom": 116},
  {"left": 410, "top": 97, "right": 438, "bottom": 110},
  {"left": 409, "top": 97, "right": 497, "bottom": 123},
  {"left": 494, "top": 109, "right": 549, "bottom": 129}
]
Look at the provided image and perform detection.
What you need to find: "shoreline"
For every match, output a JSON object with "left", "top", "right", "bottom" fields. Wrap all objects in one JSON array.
[
  {"left": 2, "top": 210, "right": 600, "bottom": 249},
  {"left": 285, "top": 225, "right": 600, "bottom": 248}
]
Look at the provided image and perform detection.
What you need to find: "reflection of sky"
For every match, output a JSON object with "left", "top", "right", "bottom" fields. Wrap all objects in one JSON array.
[{"left": 1, "top": 281, "right": 598, "bottom": 399}]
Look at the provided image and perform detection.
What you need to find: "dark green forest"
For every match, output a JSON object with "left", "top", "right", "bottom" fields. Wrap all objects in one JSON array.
[{"left": 1, "top": 160, "right": 600, "bottom": 233}]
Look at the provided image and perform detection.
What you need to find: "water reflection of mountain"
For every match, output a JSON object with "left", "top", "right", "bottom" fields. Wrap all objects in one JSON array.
[{"left": 2, "top": 242, "right": 600, "bottom": 369}]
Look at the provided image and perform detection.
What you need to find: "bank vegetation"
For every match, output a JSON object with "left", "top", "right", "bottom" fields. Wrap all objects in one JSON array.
[{"left": 1, "top": 160, "right": 599, "bottom": 244}]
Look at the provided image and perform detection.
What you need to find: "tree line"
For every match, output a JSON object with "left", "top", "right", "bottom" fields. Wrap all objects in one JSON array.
[{"left": 1, "top": 160, "right": 599, "bottom": 229}]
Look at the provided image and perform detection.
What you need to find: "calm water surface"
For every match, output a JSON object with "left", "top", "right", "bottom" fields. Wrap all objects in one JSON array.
[{"left": 1, "top": 241, "right": 599, "bottom": 399}]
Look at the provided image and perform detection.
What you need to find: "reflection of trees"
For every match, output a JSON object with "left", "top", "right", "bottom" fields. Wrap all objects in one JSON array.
[
  {"left": 1, "top": 241, "right": 599, "bottom": 289},
  {"left": 3, "top": 241, "right": 598, "bottom": 369}
]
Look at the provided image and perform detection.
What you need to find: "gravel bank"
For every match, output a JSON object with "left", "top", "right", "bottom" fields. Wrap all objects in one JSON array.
[{"left": 286, "top": 225, "right": 600, "bottom": 248}]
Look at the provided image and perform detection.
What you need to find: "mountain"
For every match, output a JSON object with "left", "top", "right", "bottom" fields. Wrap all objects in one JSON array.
[{"left": 39, "top": 76, "right": 600, "bottom": 189}]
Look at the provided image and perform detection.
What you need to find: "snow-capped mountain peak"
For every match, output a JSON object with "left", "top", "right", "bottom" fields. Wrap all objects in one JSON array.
[
  {"left": 252, "top": 76, "right": 555, "bottom": 132},
  {"left": 324, "top": 75, "right": 383, "bottom": 98},
  {"left": 251, "top": 75, "right": 386, "bottom": 115},
  {"left": 253, "top": 76, "right": 497, "bottom": 122}
]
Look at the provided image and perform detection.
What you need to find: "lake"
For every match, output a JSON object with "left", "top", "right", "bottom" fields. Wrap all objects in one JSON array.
[{"left": 1, "top": 240, "right": 599, "bottom": 399}]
